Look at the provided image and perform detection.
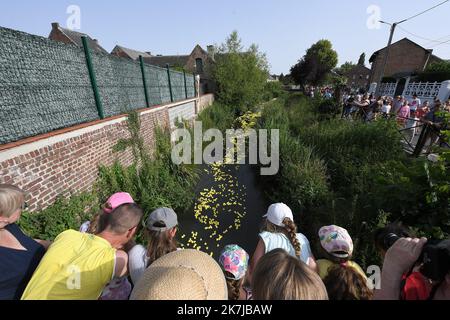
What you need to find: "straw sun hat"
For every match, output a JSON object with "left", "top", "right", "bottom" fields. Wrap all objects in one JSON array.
[{"left": 130, "top": 249, "right": 228, "bottom": 300}]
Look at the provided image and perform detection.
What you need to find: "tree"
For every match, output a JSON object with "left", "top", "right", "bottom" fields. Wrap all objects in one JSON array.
[
  {"left": 417, "top": 61, "right": 450, "bottom": 82},
  {"left": 358, "top": 53, "right": 366, "bottom": 66},
  {"left": 335, "top": 61, "right": 356, "bottom": 75},
  {"left": 290, "top": 40, "right": 338, "bottom": 88},
  {"left": 212, "top": 31, "right": 269, "bottom": 112}
]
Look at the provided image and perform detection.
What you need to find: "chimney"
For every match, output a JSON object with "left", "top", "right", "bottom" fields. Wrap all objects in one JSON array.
[
  {"left": 207, "top": 45, "right": 215, "bottom": 60},
  {"left": 51, "top": 22, "right": 60, "bottom": 30},
  {"left": 145, "top": 51, "right": 152, "bottom": 56}
]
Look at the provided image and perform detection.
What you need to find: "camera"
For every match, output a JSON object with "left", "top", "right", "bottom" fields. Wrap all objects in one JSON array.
[{"left": 384, "top": 234, "right": 450, "bottom": 281}]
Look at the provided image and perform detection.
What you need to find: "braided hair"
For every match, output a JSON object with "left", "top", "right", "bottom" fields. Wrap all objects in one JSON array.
[{"left": 282, "top": 217, "right": 302, "bottom": 259}]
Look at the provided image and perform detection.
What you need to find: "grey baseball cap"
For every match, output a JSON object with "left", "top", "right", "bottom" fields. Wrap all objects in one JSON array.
[{"left": 146, "top": 208, "right": 178, "bottom": 231}]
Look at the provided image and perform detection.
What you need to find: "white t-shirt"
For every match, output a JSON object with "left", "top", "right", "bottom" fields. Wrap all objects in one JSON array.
[
  {"left": 410, "top": 98, "right": 421, "bottom": 111},
  {"left": 382, "top": 104, "right": 391, "bottom": 114},
  {"left": 259, "top": 231, "right": 314, "bottom": 265},
  {"left": 128, "top": 245, "right": 150, "bottom": 285}
]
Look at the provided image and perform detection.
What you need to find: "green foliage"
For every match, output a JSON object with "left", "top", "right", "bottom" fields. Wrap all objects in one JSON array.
[
  {"left": 358, "top": 53, "right": 366, "bottom": 67},
  {"left": 290, "top": 39, "right": 338, "bottom": 87},
  {"left": 212, "top": 31, "right": 269, "bottom": 113},
  {"left": 18, "top": 193, "right": 98, "bottom": 240},
  {"left": 417, "top": 61, "right": 450, "bottom": 82},
  {"left": 263, "top": 81, "right": 286, "bottom": 101},
  {"left": 257, "top": 94, "right": 449, "bottom": 268},
  {"left": 96, "top": 115, "right": 199, "bottom": 243},
  {"left": 335, "top": 61, "right": 356, "bottom": 75}
]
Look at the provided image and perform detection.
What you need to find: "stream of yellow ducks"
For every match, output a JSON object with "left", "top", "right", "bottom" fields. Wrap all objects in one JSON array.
[{"left": 179, "top": 111, "right": 262, "bottom": 257}]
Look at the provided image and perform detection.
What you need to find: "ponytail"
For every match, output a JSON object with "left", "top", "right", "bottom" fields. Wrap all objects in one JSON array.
[{"left": 283, "top": 218, "right": 302, "bottom": 259}]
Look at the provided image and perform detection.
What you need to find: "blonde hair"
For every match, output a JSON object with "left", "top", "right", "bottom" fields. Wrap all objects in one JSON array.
[
  {"left": 0, "top": 184, "right": 25, "bottom": 218},
  {"left": 261, "top": 218, "right": 302, "bottom": 258},
  {"left": 252, "top": 249, "right": 328, "bottom": 300}
]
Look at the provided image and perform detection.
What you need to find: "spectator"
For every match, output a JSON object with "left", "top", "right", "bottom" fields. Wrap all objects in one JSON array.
[
  {"left": 374, "top": 223, "right": 432, "bottom": 300},
  {"left": 410, "top": 93, "right": 421, "bottom": 111},
  {"left": 79, "top": 192, "right": 136, "bottom": 301},
  {"left": 128, "top": 207, "right": 179, "bottom": 285},
  {"left": 397, "top": 100, "right": 410, "bottom": 128},
  {"left": 373, "top": 237, "right": 450, "bottom": 300},
  {"left": 416, "top": 101, "right": 430, "bottom": 120},
  {"left": 130, "top": 249, "right": 228, "bottom": 300},
  {"left": 423, "top": 100, "right": 446, "bottom": 153},
  {"left": 252, "top": 249, "right": 328, "bottom": 300},
  {"left": 79, "top": 192, "right": 135, "bottom": 235},
  {"left": 0, "top": 185, "right": 49, "bottom": 300},
  {"left": 393, "top": 95, "right": 403, "bottom": 114},
  {"left": 316, "top": 225, "right": 366, "bottom": 281},
  {"left": 323, "top": 264, "right": 373, "bottom": 300},
  {"left": 249, "top": 203, "right": 317, "bottom": 284},
  {"left": 219, "top": 245, "right": 252, "bottom": 300},
  {"left": 21, "top": 203, "right": 143, "bottom": 300},
  {"left": 381, "top": 99, "right": 392, "bottom": 118}
]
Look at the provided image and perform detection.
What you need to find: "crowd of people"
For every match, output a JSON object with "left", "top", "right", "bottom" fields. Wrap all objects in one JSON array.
[
  {"left": 1, "top": 184, "right": 449, "bottom": 300},
  {"left": 341, "top": 92, "right": 449, "bottom": 148}
]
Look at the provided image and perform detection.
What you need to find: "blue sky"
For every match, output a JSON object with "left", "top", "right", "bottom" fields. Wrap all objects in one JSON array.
[{"left": 1, "top": 0, "right": 449, "bottom": 74}]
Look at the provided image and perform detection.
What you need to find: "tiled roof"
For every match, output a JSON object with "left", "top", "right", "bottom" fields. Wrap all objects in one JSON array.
[
  {"left": 58, "top": 26, "right": 108, "bottom": 54},
  {"left": 143, "top": 55, "right": 190, "bottom": 68},
  {"left": 112, "top": 45, "right": 152, "bottom": 60}
]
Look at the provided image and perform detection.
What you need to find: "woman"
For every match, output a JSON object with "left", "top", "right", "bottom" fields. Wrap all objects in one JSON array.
[
  {"left": 0, "top": 184, "right": 50, "bottom": 300},
  {"left": 248, "top": 203, "right": 317, "bottom": 285},
  {"left": 128, "top": 207, "right": 179, "bottom": 285}
]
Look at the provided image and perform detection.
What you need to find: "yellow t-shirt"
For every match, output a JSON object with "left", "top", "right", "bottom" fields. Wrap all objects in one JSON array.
[
  {"left": 317, "top": 259, "right": 367, "bottom": 280},
  {"left": 21, "top": 230, "right": 116, "bottom": 300}
]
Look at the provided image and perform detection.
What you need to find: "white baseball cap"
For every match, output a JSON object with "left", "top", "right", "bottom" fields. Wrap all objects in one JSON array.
[{"left": 263, "top": 203, "right": 294, "bottom": 227}]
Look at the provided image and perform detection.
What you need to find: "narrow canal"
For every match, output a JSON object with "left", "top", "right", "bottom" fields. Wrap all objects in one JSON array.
[{"left": 178, "top": 162, "right": 270, "bottom": 260}]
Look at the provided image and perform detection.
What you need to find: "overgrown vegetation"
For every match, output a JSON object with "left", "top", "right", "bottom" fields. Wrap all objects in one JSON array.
[
  {"left": 19, "top": 111, "right": 199, "bottom": 242},
  {"left": 212, "top": 31, "right": 269, "bottom": 114},
  {"left": 257, "top": 93, "right": 450, "bottom": 268},
  {"left": 416, "top": 61, "right": 450, "bottom": 82}
]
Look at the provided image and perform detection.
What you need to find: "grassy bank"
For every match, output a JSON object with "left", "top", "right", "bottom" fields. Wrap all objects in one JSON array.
[{"left": 257, "top": 94, "right": 449, "bottom": 267}]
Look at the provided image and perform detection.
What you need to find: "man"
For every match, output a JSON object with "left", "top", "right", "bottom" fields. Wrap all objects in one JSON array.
[
  {"left": 374, "top": 238, "right": 450, "bottom": 300},
  {"left": 423, "top": 100, "right": 446, "bottom": 153},
  {"left": 393, "top": 96, "right": 403, "bottom": 114},
  {"left": 409, "top": 93, "right": 421, "bottom": 113},
  {"left": 21, "top": 203, "right": 143, "bottom": 300}
]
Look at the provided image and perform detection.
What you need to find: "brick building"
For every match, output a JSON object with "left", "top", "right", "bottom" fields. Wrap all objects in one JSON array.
[
  {"left": 344, "top": 64, "right": 371, "bottom": 91},
  {"left": 144, "top": 45, "right": 216, "bottom": 94},
  {"left": 369, "top": 38, "right": 442, "bottom": 93},
  {"left": 49, "top": 22, "right": 108, "bottom": 54},
  {"left": 111, "top": 45, "right": 152, "bottom": 60}
]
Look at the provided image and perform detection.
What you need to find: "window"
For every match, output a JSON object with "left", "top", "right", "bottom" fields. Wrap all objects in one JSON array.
[{"left": 196, "top": 58, "right": 204, "bottom": 74}]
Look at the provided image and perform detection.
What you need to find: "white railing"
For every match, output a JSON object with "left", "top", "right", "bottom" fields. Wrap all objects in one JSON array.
[
  {"left": 404, "top": 82, "right": 442, "bottom": 99},
  {"left": 379, "top": 83, "right": 397, "bottom": 96}
]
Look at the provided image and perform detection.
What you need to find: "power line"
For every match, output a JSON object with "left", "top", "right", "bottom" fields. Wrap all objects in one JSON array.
[
  {"left": 397, "top": 26, "right": 450, "bottom": 47},
  {"left": 401, "top": 0, "right": 450, "bottom": 23}
]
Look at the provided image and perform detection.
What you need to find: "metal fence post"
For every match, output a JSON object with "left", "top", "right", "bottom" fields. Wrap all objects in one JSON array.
[
  {"left": 139, "top": 56, "right": 151, "bottom": 108},
  {"left": 82, "top": 36, "right": 105, "bottom": 119},
  {"left": 193, "top": 73, "right": 197, "bottom": 98},
  {"left": 183, "top": 70, "right": 188, "bottom": 99},
  {"left": 166, "top": 64, "right": 174, "bottom": 103}
]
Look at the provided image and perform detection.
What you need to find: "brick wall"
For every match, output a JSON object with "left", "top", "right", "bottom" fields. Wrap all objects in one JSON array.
[
  {"left": 369, "top": 39, "right": 437, "bottom": 84},
  {"left": 0, "top": 98, "right": 205, "bottom": 212}
]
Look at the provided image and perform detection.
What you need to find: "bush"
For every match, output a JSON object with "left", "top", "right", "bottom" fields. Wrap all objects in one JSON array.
[
  {"left": 416, "top": 61, "right": 450, "bottom": 82},
  {"left": 263, "top": 81, "right": 286, "bottom": 101},
  {"left": 18, "top": 193, "right": 98, "bottom": 240}
]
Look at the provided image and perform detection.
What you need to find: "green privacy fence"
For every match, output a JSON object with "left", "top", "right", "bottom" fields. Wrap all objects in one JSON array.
[{"left": 0, "top": 26, "right": 196, "bottom": 145}]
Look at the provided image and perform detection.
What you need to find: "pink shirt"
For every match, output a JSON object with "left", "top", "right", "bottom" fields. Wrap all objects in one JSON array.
[{"left": 397, "top": 105, "right": 410, "bottom": 119}]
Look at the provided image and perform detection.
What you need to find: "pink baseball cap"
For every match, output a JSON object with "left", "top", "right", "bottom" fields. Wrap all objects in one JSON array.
[{"left": 103, "top": 192, "right": 135, "bottom": 214}]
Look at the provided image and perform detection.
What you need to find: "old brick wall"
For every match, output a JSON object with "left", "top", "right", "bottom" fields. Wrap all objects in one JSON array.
[
  {"left": 0, "top": 100, "right": 197, "bottom": 212},
  {"left": 369, "top": 40, "right": 431, "bottom": 84}
]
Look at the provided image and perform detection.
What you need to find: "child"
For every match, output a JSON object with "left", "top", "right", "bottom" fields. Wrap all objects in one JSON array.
[
  {"left": 397, "top": 100, "right": 410, "bottom": 128},
  {"left": 219, "top": 245, "right": 252, "bottom": 300},
  {"left": 80, "top": 192, "right": 135, "bottom": 300},
  {"left": 128, "top": 207, "right": 179, "bottom": 286},
  {"left": 249, "top": 203, "right": 317, "bottom": 282},
  {"left": 323, "top": 264, "right": 373, "bottom": 300},
  {"left": 316, "top": 225, "right": 366, "bottom": 281}
]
